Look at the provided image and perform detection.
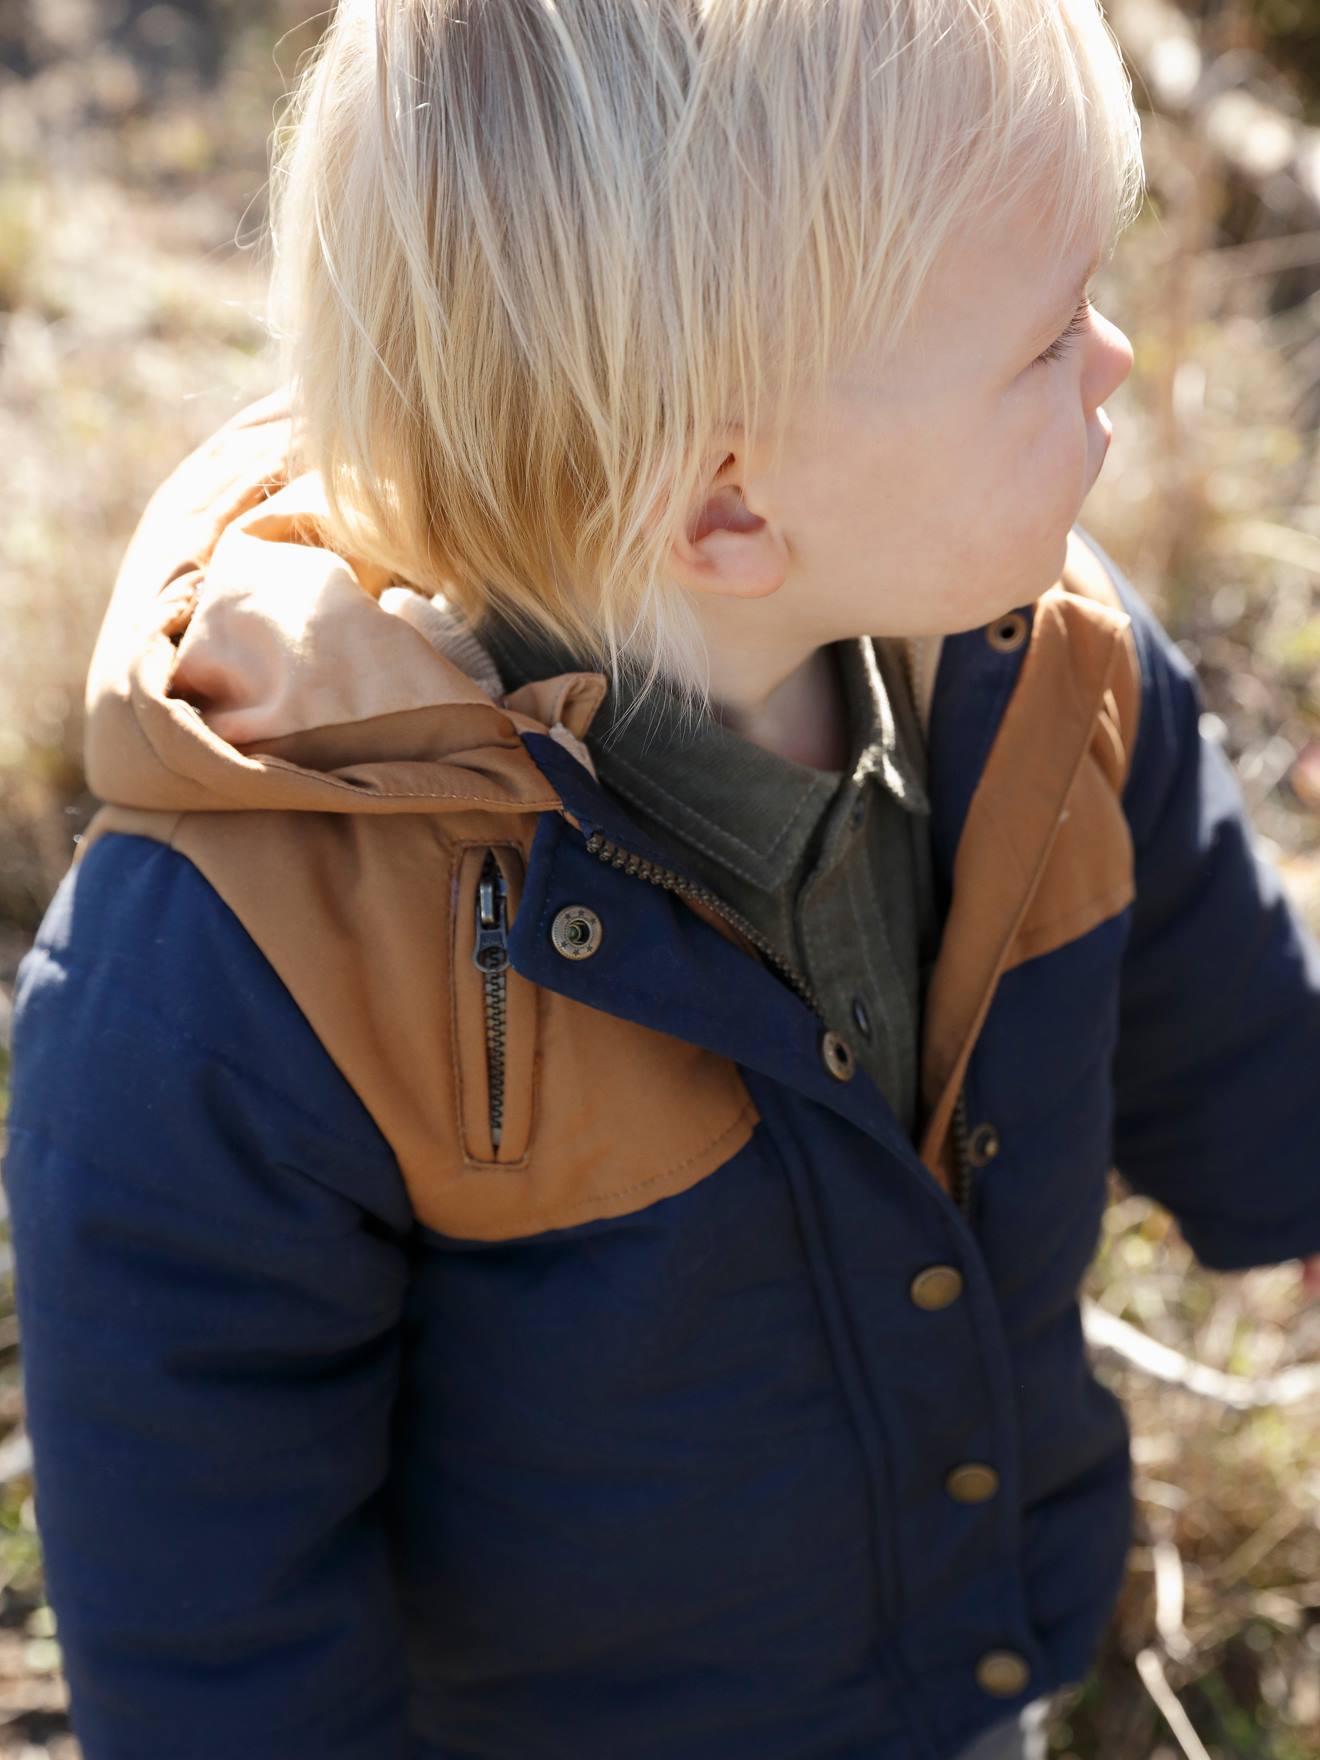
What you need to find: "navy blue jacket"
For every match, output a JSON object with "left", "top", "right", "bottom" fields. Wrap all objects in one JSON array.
[{"left": 4, "top": 397, "right": 1319, "bottom": 1759}]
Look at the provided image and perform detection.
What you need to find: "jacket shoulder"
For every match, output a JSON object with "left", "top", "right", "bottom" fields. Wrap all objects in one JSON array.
[{"left": 9, "top": 828, "right": 408, "bottom": 1227}]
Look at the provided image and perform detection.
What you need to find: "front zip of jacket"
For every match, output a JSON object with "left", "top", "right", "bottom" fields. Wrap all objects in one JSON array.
[
  {"left": 948, "top": 1088, "right": 973, "bottom": 1216},
  {"left": 577, "top": 825, "right": 977, "bottom": 1219}
]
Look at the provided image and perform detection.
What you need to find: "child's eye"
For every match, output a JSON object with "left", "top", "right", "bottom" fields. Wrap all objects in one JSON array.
[{"left": 1031, "top": 295, "right": 1093, "bottom": 368}]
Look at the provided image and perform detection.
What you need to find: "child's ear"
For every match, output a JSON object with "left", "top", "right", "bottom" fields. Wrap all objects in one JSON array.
[{"left": 664, "top": 437, "right": 790, "bottom": 601}]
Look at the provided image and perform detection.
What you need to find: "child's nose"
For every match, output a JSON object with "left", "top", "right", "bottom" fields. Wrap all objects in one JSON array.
[{"left": 1091, "top": 310, "right": 1134, "bottom": 401}]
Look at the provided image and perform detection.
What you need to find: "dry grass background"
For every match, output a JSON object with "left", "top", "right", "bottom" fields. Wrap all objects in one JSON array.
[{"left": 0, "top": 1, "right": 1318, "bottom": 1755}]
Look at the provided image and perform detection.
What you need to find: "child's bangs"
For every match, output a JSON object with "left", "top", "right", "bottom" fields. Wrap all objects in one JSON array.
[
  {"left": 818, "top": 0, "right": 1146, "bottom": 378},
  {"left": 959, "top": 0, "right": 1146, "bottom": 277}
]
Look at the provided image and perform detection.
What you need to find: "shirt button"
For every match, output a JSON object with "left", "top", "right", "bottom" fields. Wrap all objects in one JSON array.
[
  {"left": 820, "top": 1029, "right": 855, "bottom": 1081},
  {"left": 909, "top": 1265, "right": 964, "bottom": 1310},
  {"left": 848, "top": 797, "right": 866, "bottom": 830},
  {"left": 975, "top": 1650, "right": 1031, "bottom": 1697},
  {"left": 850, "top": 995, "right": 873, "bottom": 1038},
  {"left": 985, "top": 611, "right": 1029, "bottom": 652},
  {"left": 967, "top": 1122, "right": 1000, "bottom": 1165},
  {"left": 945, "top": 1462, "right": 1000, "bottom": 1503}
]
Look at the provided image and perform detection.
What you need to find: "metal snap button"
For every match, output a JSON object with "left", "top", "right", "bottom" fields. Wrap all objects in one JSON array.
[
  {"left": 985, "top": 611, "right": 1028, "bottom": 653},
  {"left": 549, "top": 904, "right": 603, "bottom": 960},
  {"left": 909, "top": 1265, "right": 964, "bottom": 1310},
  {"left": 945, "top": 1462, "right": 1000, "bottom": 1503},
  {"left": 975, "top": 1650, "right": 1030, "bottom": 1697},
  {"left": 850, "top": 994, "right": 873, "bottom": 1039},
  {"left": 967, "top": 1122, "right": 1000, "bottom": 1166},
  {"left": 820, "top": 1029, "right": 855, "bottom": 1081}
]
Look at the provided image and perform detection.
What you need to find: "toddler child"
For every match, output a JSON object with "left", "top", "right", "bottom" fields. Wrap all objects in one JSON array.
[{"left": 5, "top": 3, "right": 1319, "bottom": 1758}]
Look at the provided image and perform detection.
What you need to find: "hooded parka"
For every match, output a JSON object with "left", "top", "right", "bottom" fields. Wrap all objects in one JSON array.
[{"left": 4, "top": 387, "right": 1320, "bottom": 1760}]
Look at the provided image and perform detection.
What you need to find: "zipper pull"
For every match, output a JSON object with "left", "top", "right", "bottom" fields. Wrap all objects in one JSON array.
[{"left": 473, "top": 851, "right": 510, "bottom": 974}]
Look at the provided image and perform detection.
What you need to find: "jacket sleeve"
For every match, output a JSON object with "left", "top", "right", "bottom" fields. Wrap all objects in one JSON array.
[
  {"left": 1091, "top": 536, "right": 1320, "bottom": 1273},
  {"left": 1, "top": 832, "right": 418, "bottom": 1759}
]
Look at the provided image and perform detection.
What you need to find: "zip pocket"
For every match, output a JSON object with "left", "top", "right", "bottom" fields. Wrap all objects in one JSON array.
[
  {"left": 451, "top": 843, "right": 537, "bottom": 1164},
  {"left": 474, "top": 849, "right": 511, "bottom": 1148}
]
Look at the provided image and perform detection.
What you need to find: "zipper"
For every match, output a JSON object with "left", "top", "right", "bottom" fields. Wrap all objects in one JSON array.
[
  {"left": 582, "top": 827, "right": 976, "bottom": 1220},
  {"left": 583, "top": 828, "right": 823, "bottom": 1013},
  {"left": 949, "top": 1086, "right": 973, "bottom": 1219},
  {"left": 471, "top": 848, "right": 511, "bottom": 1150}
]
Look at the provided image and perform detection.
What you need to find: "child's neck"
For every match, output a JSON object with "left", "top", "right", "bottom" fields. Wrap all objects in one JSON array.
[{"left": 707, "top": 640, "right": 851, "bottom": 772}]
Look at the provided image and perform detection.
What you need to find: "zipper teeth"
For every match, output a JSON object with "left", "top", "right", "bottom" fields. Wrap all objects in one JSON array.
[
  {"left": 583, "top": 829, "right": 825, "bottom": 1017},
  {"left": 482, "top": 966, "right": 507, "bottom": 1148},
  {"left": 949, "top": 1087, "right": 972, "bottom": 1217},
  {"left": 473, "top": 849, "right": 510, "bottom": 1152}
]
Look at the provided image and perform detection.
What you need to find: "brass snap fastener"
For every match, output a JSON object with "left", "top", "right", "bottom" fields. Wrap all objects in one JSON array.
[
  {"left": 967, "top": 1122, "right": 1000, "bottom": 1166},
  {"left": 975, "top": 1650, "right": 1030, "bottom": 1697},
  {"left": 820, "top": 1029, "right": 855, "bottom": 1081},
  {"left": 985, "top": 611, "right": 1028, "bottom": 652},
  {"left": 909, "top": 1265, "right": 964, "bottom": 1310},
  {"left": 549, "top": 904, "right": 603, "bottom": 960},
  {"left": 945, "top": 1462, "right": 1000, "bottom": 1503}
]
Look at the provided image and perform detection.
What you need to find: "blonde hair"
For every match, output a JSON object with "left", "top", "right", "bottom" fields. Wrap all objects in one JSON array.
[{"left": 264, "top": 0, "right": 1145, "bottom": 733}]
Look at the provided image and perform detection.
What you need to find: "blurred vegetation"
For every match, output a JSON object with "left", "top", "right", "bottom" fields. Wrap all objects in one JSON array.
[
  {"left": 1172, "top": 0, "right": 1320, "bottom": 122},
  {"left": 0, "top": 1, "right": 1318, "bottom": 1756}
]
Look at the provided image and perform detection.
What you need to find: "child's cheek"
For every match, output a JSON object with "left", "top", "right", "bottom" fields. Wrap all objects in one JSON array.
[{"left": 1011, "top": 394, "right": 1089, "bottom": 528}]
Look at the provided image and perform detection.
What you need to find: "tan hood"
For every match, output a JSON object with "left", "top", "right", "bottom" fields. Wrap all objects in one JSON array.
[{"left": 83, "top": 385, "right": 610, "bottom": 822}]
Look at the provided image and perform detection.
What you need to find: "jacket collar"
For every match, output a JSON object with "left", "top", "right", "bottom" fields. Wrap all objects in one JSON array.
[{"left": 483, "top": 608, "right": 930, "bottom": 894}]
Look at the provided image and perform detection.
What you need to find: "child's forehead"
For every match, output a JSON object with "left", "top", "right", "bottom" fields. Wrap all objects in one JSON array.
[
  {"left": 971, "top": 173, "right": 1099, "bottom": 257},
  {"left": 924, "top": 194, "right": 1102, "bottom": 317},
  {"left": 840, "top": 202, "right": 1101, "bottom": 392}
]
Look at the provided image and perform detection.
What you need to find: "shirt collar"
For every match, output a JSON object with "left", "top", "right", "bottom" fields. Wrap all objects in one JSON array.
[{"left": 479, "top": 614, "right": 929, "bottom": 892}]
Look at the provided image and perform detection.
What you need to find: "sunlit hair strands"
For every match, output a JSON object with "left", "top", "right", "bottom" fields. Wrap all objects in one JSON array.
[{"left": 263, "top": 0, "right": 1146, "bottom": 732}]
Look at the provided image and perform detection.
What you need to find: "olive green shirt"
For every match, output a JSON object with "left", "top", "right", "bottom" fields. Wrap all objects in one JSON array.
[{"left": 479, "top": 618, "right": 940, "bottom": 1141}]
